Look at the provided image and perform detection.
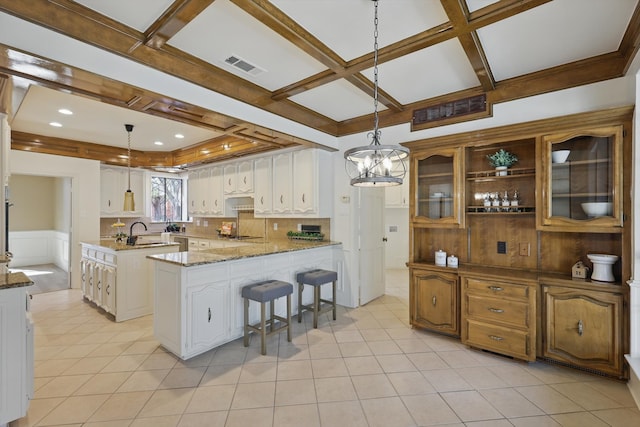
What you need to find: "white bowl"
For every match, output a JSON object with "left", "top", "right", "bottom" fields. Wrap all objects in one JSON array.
[
  {"left": 587, "top": 254, "right": 618, "bottom": 264},
  {"left": 552, "top": 150, "right": 570, "bottom": 163},
  {"left": 581, "top": 202, "right": 612, "bottom": 217}
]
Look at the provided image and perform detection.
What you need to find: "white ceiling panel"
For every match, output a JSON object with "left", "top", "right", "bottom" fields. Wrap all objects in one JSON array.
[
  {"left": 465, "top": 0, "right": 501, "bottom": 13},
  {"left": 272, "top": 0, "right": 449, "bottom": 61},
  {"left": 74, "top": 0, "right": 174, "bottom": 32},
  {"left": 478, "top": 0, "right": 639, "bottom": 81},
  {"left": 363, "top": 39, "right": 480, "bottom": 104},
  {"left": 12, "top": 85, "right": 222, "bottom": 151},
  {"left": 290, "top": 78, "right": 385, "bottom": 122},
  {"left": 168, "top": 0, "right": 327, "bottom": 91}
]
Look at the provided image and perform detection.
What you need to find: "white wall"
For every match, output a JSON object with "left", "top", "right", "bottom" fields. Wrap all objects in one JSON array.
[{"left": 10, "top": 151, "right": 100, "bottom": 289}]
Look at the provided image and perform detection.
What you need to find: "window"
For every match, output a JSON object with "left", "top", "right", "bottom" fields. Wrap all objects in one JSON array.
[{"left": 151, "top": 176, "right": 184, "bottom": 222}]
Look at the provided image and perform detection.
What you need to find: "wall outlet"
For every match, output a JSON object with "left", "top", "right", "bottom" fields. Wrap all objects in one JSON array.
[
  {"left": 273, "top": 223, "right": 278, "bottom": 231},
  {"left": 497, "top": 241, "right": 507, "bottom": 254},
  {"left": 297, "top": 224, "right": 302, "bottom": 231},
  {"left": 196, "top": 220, "right": 200, "bottom": 226},
  {"left": 519, "top": 242, "right": 530, "bottom": 256}
]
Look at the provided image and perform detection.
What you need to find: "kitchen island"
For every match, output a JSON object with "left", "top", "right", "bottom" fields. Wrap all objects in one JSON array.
[
  {"left": 148, "top": 240, "right": 341, "bottom": 360},
  {"left": 80, "top": 239, "right": 180, "bottom": 321}
]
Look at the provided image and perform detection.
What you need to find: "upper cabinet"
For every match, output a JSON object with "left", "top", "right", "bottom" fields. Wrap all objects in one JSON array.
[
  {"left": 100, "top": 166, "right": 145, "bottom": 217},
  {"left": 537, "top": 126, "right": 623, "bottom": 232},
  {"left": 224, "top": 161, "right": 254, "bottom": 195},
  {"left": 385, "top": 177, "right": 409, "bottom": 208},
  {"left": 411, "top": 147, "right": 464, "bottom": 228},
  {"left": 253, "top": 157, "right": 272, "bottom": 215}
]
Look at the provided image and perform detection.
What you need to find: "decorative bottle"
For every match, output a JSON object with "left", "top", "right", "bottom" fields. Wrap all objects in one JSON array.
[
  {"left": 502, "top": 190, "right": 510, "bottom": 212},
  {"left": 511, "top": 189, "right": 520, "bottom": 212}
]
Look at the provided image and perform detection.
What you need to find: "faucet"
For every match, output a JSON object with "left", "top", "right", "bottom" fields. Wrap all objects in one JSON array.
[{"left": 126, "top": 221, "right": 147, "bottom": 245}]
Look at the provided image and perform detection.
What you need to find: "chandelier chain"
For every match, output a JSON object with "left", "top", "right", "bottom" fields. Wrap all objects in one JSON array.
[
  {"left": 372, "top": 0, "right": 380, "bottom": 143},
  {"left": 127, "top": 129, "right": 131, "bottom": 189}
]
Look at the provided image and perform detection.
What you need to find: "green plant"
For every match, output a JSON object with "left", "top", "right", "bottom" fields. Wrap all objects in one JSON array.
[{"left": 487, "top": 149, "right": 518, "bottom": 168}]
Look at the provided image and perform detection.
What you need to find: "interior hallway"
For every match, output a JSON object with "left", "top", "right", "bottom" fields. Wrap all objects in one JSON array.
[{"left": 10, "top": 269, "right": 639, "bottom": 427}]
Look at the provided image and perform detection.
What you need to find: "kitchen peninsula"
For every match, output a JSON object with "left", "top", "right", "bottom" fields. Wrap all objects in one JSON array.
[{"left": 148, "top": 239, "right": 341, "bottom": 360}]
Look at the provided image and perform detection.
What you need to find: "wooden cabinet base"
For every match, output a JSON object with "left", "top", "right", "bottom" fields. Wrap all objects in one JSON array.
[{"left": 410, "top": 265, "right": 459, "bottom": 337}]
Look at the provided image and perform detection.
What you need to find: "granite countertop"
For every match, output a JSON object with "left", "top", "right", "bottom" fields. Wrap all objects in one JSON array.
[
  {"left": 148, "top": 240, "right": 341, "bottom": 267},
  {"left": 82, "top": 240, "right": 180, "bottom": 251},
  {"left": 0, "top": 271, "right": 34, "bottom": 290}
]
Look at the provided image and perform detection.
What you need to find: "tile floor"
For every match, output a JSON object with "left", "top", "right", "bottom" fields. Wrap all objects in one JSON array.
[{"left": 11, "top": 269, "right": 640, "bottom": 427}]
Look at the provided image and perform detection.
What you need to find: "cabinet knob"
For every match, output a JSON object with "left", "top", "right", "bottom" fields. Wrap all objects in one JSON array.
[
  {"left": 488, "top": 308, "right": 504, "bottom": 313},
  {"left": 106, "top": 284, "right": 110, "bottom": 295},
  {"left": 302, "top": 193, "right": 305, "bottom": 203},
  {"left": 488, "top": 286, "right": 503, "bottom": 292},
  {"left": 208, "top": 307, "right": 212, "bottom": 322},
  {"left": 577, "top": 319, "right": 583, "bottom": 336},
  {"left": 260, "top": 196, "right": 264, "bottom": 205},
  {"left": 489, "top": 335, "right": 504, "bottom": 341},
  {"left": 243, "top": 176, "right": 247, "bottom": 184},
  {"left": 432, "top": 296, "right": 436, "bottom": 306},
  {"left": 280, "top": 195, "right": 284, "bottom": 204}
]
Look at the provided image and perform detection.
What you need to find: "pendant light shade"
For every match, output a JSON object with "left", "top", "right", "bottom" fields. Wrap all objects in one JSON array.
[
  {"left": 344, "top": 0, "right": 408, "bottom": 187},
  {"left": 123, "top": 124, "right": 135, "bottom": 211}
]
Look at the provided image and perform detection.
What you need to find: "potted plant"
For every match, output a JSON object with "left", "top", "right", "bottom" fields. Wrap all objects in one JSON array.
[{"left": 487, "top": 149, "right": 518, "bottom": 176}]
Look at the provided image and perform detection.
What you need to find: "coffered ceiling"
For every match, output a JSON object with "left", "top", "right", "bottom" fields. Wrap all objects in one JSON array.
[{"left": 0, "top": 0, "right": 638, "bottom": 168}]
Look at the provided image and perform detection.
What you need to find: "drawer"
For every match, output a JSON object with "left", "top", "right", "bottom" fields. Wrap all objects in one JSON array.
[
  {"left": 466, "top": 294, "right": 530, "bottom": 328},
  {"left": 103, "top": 253, "right": 117, "bottom": 265},
  {"left": 464, "top": 319, "right": 532, "bottom": 360},
  {"left": 464, "top": 277, "right": 529, "bottom": 299}
]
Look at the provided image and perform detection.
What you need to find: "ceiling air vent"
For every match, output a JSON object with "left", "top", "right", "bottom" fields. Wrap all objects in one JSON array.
[{"left": 224, "top": 55, "right": 266, "bottom": 76}]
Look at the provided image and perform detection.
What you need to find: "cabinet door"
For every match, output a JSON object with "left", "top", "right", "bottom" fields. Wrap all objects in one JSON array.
[
  {"left": 198, "top": 168, "right": 211, "bottom": 214},
  {"left": 187, "top": 282, "right": 229, "bottom": 352},
  {"left": 187, "top": 171, "right": 200, "bottom": 216},
  {"left": 543, "top": 285, "right": 623, "bottom": 376},
  {"left": 293, "top": 150, "right": 316, "bottom": 214},
  {"left": 209, "top": 166, "right": 224, "bottom": 215},
  {"left": 93, "top": 262, "right": 104, "bottom": 307},
  {"left": 100, "top": 168, "right": 120, "bottom": 216},
  {"left": 128, "top": 169, "right": 146, "bottom": 216},
  {"left": 86, "top": 260, "right": 96, "bottom": 301},
  {"left": 385, "top": 179, "right": 409, "bottom": 207},
  {"left": 237, "top": 160, "right": 254, "bottom": 194},
  {"left": 102, "top": 265, "right": 116, "bottom": 315},
  {"left": 273, "top": 152, "right": 292, "bottom": 214},
  {"left": 410, "top": 268, "right": 459, "bottom": 336},
  {"left": 80, "top": 258, "right": 89, "bottom": 297},
  {"left": 223, "top": 164, "right": 237, "bottom": 194},
  {"left": 538, "top": 125, "right": 623, "bottom": 232},
  {"left": 254, "top": 156, "right": 273, "bottom": 215},
  {"left": 411, "top": 147, "right": 464, "bottom": 227}
]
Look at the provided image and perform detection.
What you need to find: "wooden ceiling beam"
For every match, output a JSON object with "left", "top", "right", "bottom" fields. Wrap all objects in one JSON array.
[
  {"left": 619, "top": 1, "right": 640, "bottom": 74},
  {"left": 143, "top": 0, "right": 215, "bottom": 49}
]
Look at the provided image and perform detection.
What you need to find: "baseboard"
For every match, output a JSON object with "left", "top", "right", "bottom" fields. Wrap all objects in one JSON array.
[{"left": 625, "top": 355, "right": 640, "bottom": 409}]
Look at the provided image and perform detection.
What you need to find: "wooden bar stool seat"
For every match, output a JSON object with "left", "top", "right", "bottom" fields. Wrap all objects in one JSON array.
[
  {"left": 296, "top": 269, "right": 337, "bottom": 328},
  {"left": 242, "top": 280, "right": 293, "bottom": 355}
]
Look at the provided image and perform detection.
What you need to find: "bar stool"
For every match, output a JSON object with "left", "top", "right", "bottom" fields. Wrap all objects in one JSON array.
[
  {"left": 242, "top": 280, "right": 293, "bottom": 355},
  {"left": 296, "top": 269, "right": 337, "bottom": 328}
]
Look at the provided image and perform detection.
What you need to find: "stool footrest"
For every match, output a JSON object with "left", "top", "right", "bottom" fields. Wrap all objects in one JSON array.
[{"left": 246, "top": 315, "right": 289, "bottom": 338}]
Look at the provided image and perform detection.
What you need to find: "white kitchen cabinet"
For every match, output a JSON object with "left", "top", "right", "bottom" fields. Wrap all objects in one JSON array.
[
  {"left": 273, "top": 152, "right": 293, "bottom": 214},
  {"left": 385, "top": 178, "right": 409, "bottom": 207},
  {"left": 253, "top": 156, "right": 272, "bottom": 215},
  {"left": 187, "top": 281, "right": 229, "bottom": 354},
  {"left": 209, "top": 166, "right": 224, "bottom": 215},
  {"left": 189, "top": 166, "right": 224, "bottom": 216},
  {"left": 0, "top": 286, "right": 33, "bottom": 425},
  {"left": 100, "top": 166, "right": 145, "bottom": 217},
  {"left": 224, "top": 160, "right": 254, "bottom": 195},
  {"left": 292, "top": 149, "right": 317, "bottom": 214},
  {"left": 102, "top": 265, "right": 116, "bottom": 315},
  {"left": 187, "top": 170, "right": 201, "bottom": 216},
  {"left": 223, "top": 164, "right": 236, "bottom": 194}
]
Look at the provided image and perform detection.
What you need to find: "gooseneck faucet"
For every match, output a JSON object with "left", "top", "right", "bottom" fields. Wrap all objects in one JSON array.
[{"left": 126, "top": 221, "right": 147, "bottom": 245}]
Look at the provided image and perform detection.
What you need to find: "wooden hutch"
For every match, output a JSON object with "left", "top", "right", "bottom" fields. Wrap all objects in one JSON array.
[{"left": 404, "top": 106, "right": 632, "bottom": 379}]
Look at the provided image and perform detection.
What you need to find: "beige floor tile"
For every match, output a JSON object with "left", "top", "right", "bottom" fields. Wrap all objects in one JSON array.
[
  {"left": 121, "top": 340, "right": 161, "bottom": 355},
  {"left": 184, "top": 384, "right": 236, "bottom": 413},
  {"left": 338, "top": 341, "right": 373, "bottom": 357},
  {"left": 34, "top": 345, "right": 66, "bottom": 360},
  {"left": 130, "top": 414, "right": 181, "bottom": 427},
  {"left": 74, "top": 372, "right": 132, "bottom": 395},
  {"left": 116, "top": 369, "right": 170, "bottom": 392},
  {"left": 353, "top": 318, "right": 384, "bottom": 330},
  {"left": 318, "top": 401, "right": 368, "bottom": 427},
  {"left": 586, "top": 379, "right": 639, "bottom": 408},
  {"left": 375, "top": 354, "right": 417, "bottom": 373},
  {"left": 137, "top": 352, "right": 178, "bottom": 370},
  {"left": 277, "top": 343, "right": 310, "bottom": 361},
  {"left": 225, "top": 407, "right": 273, "bottom": 427},
  {"left": 387, "top": 371, "right": 436, "bottom": 395},
  {"left": 359, "top": 396, "right": 415, "bottom": 427},
  {"left": 89, "top": 391, "right": 153, "bottom": 422},
  {"left": 200, "top": 364, "right": 242, "bottom": 386},
  {"left": 35, "top": 374, "right": 93, "bottom": 398},
  {"left": 402, "top": 394, "right": 460, "bottom": 425},
  {"left": 465, "top": 420, "right": 512, "bottom": 427},
  {"left": 54, "top": 343, "right": 101, "bottom": 359},
  {"left": 177, "top": 411, "right": 227, "bottom": 427},
  {"left": 407, "top": 351, "right": 448, "bottom": 370},
  {"left": 551, "top": 381, "right": 623, "bottom": 410},
  {"left": 394, "top": 338, "right": 433, "bottom": 353},
  {"left": 308, "top": 342, "right": 342, "bottom": 359},
  {"left": 83, "top": 419, "right": 133, "bottom": 427},
  {"left": 487, "top": 364, "right": 544, "bottom": 387},
  {"left": 88, "top": 341, "right": 132, "bottom": 357},
  {"left": 273, "top": 403, "right": 319, "bottom": 427},
  {"left": 61, "top": 356, "right": 115, "bottom": 375},
  {"left": 551, "top": 411, "right": 609, "bottom": 426},
  {"left": 515, "top": 384, "right": 584, "bottom": 414},
  {"left": 38, "top": 394, "right": 111, "bottom": 425},
  {"left": 421, "top": 368, "right": 473, "bottom": 392},
  {"left": 174, "top": 348, "right": 215, "bottom": 368},
  {"left": 522, "top": 363, "right": 585, "bottom": 384},
  {"left": 239, "top": 361, "right": 277, "bottom": 383},
  {"left": 208, "top": 347, "right": 247, "bottom": 365},
  {"left": 367, "top": 340, "right": 403, "bottom": 355},
  {"left": 344, "top": 355, "right": 384, "bottom": 376},
  {"left": 138, "top": 388, "right": 195, "bottom": 417},
  {"left": 34, "top": 358, "right": 79, "bottom": 377},
  {"left": 441, "top": 390, "right": 504, "bottom": 422},
  {"left": 158, "top": 366, "right": 206, "bottom": 389},
  {"left": 8, "top": 397, "right": 64, "bottom": 427},
  {"left": 457, "top": 367, "right": 509, "bottom": 389},
  {"left": 275, "top": 378, "right": 317, "bottom": 406},
  {"left": 231, "top": 381, "right": 276, "bottom": 409},
  {"left": 480, "top": 388, "right": 544, "bottom": 418},
  {"left": 276, "top": 359, "right": 313, "bottom": 380},
  {"left": 333, "top": 329, "right": 365, "bottom": 343},
  {"left": 351, "top": 373, "right": 397, "bottom": 399},
  {"left": 101, "top": 354, "right": 148, "bottom": 373},
  {"left": 314, "top": 376, "right": 358, "bottom": 402},
  {"left": 439, "top": 350, "right": 486, "bottom": 368},
  {"left": 311, "top": 357, "right": 349, "bottom": 378},
  {"left": 591, "top": 407, "right": 640, "bottom": 427}
]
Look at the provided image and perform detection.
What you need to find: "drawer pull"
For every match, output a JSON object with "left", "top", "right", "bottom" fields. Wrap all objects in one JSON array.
[
  {"left": 577, "top": 319, "right": 583, "bottom": 336},
  {"left": 488, "top": 286, "right": 503, "bottom": 292},
  {"left": 432, "top": 296, "right": 437, "bottom": 306},
  {"left": 488, "top": 308, "right": 504, "bottom": 313},
  {"left": 208, "top": 307, "right": 212, "bottom": 323},
  {"left": 489, "top": 335, "right": 504, "bottom": 341}
]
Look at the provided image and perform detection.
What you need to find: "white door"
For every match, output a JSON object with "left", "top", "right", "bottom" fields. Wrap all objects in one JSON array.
[{"left": 359, "top": 187, "right": 386, "bottom": 305}]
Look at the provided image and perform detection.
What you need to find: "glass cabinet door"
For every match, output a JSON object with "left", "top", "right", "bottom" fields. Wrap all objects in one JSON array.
[
  {"left": 539, "top": 126, "right": 623, "bottom": 231},
  {"left": 411, "top": 148, "right": 464, "bottom": 227}
]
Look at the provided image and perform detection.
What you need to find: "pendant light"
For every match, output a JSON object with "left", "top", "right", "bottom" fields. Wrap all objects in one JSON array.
[
  {"left": 344, "top": 0, "right": 409, "bottom": 187},
  {"left": 123, "top": 124, "right": 135, "bottom": 211}
]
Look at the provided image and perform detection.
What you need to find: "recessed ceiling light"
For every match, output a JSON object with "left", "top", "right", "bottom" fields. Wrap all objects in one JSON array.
[
  {"left": 222, "top": 143, "right": 231, "bottom": 150},
  {"left": 58, "top": 108, "right": 73, "bottom": 115},
  {"left": 174, "top": 133, "right": 184, "bottom": 139},
  {"left": 201, "top": 149, "right": 210, "bottom": 155},
  {"left": 154, "top": 141, "right": 163, "bottom": 146},
  {"left": 49, "top": 122, "right": 62, "bottom": 127}
]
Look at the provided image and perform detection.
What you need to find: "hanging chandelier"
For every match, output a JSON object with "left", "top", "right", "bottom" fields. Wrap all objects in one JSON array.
[
  {"left": 344, "top": 0, "right": 409, "bottom": 187},
  {"left": 123, "top": 124, "right": 135, "bottom": 211}
]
